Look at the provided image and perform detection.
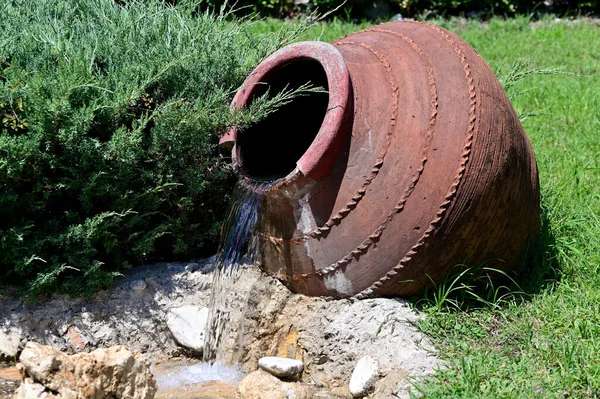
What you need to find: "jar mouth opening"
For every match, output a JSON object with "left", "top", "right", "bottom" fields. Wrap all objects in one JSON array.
[
  {"left": 221, "top": 42, "right": 352, "bottom": 186},
  {"left": 236, "top": 58, "right": 329, "bottom": 181}
]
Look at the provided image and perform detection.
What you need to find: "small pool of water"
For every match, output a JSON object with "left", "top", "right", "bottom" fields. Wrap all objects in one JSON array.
[
  {"left": 153, "top": 360, "right": 245, "bottom": 386},
  {"left": 152, "top": 360, "right": 244, "bottom": 399}
]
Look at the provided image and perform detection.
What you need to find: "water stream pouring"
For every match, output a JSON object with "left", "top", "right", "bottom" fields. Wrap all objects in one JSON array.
[
  {"left": 203, "top": 180, "right": 271, "bottom": 362},
  {"left": 219, "top": 21, "right": 540, "bottom": 298}
]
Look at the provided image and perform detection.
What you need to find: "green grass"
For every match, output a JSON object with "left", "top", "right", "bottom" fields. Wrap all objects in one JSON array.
[{"left": 253, "top": 15, "right": 600, "bottom": 398}]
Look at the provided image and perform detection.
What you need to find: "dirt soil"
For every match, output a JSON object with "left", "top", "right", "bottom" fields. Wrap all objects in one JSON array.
[
  {"left": 0, "top": 259, "right": 215, "bottom": 357},
  {"left": 0, "top": 363, "right": 20, "bottom": 398},
  {"left": 208, "top": 266, "right": 442, "bottom": 398},
  {"left": 0, "top": 260, "right": 442, "bottom": 398}
]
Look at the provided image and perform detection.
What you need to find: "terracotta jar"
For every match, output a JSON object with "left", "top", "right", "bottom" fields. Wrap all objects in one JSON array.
[{"left": 220, "top": 21, "right": 540, "bottom": 298}]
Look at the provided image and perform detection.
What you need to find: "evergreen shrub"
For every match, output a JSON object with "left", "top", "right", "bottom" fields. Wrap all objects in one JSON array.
[
  {"left": 0, "top": 0, "right": 310, "bottom": 296},
  {"left": 204, "top": 0, "right": 598, "bottom": 20}
]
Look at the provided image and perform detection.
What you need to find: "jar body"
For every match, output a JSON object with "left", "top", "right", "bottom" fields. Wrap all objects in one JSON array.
[{"left": 222, "top": 21, "right": 540, "bottom": 298}]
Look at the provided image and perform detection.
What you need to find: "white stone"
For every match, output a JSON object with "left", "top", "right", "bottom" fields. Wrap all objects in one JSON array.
[
  {"left": 14, "top": 381, "right": 52, "bottom": 399},
  {"left": 258, "top": 357, "right": 304, "bottom": 378},
  {"left": 166, "top": 306, "right": 209, "bottom": 352},
  {"left": 130, "top": 279, "right": 147, "bottom": 291},
  {"left": 0, "top": 327, "right": 22, "bottom": 358},
  {"left": 349, "top": 356, "right": 380, "bottom": 398}
]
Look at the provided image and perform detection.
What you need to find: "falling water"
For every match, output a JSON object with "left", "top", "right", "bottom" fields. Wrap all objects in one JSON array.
[{"left": 203, "top": 179, "right": 271, "bottom": 363}]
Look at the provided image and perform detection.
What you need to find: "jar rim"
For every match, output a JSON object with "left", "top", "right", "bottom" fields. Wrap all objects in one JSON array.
[{"left": 220, "top": 41, "right": 352, "bottom": 186}]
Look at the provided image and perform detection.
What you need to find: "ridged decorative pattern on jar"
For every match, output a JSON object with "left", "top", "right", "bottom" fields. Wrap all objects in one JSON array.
[{"left": 220, "top": 21, "right": 540, "bottom": 298}]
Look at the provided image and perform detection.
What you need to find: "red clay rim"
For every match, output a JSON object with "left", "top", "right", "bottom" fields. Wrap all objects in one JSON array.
[{"left": 220, "top": 41, "right": 352, "bottom": 184}]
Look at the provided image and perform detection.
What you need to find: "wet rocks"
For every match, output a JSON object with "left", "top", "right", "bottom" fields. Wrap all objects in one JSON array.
[
  {"left": 348, "top": 356, "right": 380, "bottom": 398},
  {"left": 239, "top": 356, "right": 345, "bottom": 398},
  {"left": 155, "top": 379, "right": 236, "bottom": 399},
  {"left": 237, "top": 370, "right": 346, "bottom": 399},
  {"left": 65, "top": 325, "right": 86, "bottom": 351},
  {"left": 15, "top": 342, "right": 157, "bottom": 399},
  {"left": 130, "top": 279, "right": 147, "bottom": 291},
  {"left": 237, "top": 370, "right": 298, "bottom": 399},
  {"left": 166, "top": 306, "right": 209, "bottom": 353},
  {"left": 218, "top": 273, "right": 442, "bottom": 397},
  {"left": 258, "top": 357, "right": 303, "bottom": 378}
]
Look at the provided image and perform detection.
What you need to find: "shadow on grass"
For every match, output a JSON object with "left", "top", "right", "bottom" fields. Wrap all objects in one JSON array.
[
  {"left": 411, "top": 201, "right": 562, "bottom": 312},
  {"left": 514, "top": 202, "right": 562, "bottom": 296}
]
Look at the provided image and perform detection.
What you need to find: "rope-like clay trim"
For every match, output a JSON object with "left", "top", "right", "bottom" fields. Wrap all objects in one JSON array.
[
  {"left": 291, "top": 30, "right": 438, "bottom": 281},
  {"left": 354, "top": 22, "right": 478, "bottom": 299},
  {"left": 296, "top": 40, "right": 398, "bottom": 239}
]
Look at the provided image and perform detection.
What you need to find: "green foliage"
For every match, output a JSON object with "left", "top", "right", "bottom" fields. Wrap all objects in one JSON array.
[
  {"left": 0, "top": 0, "right": 314, "bottom": 297},
  {"left": 203, "top": 0, "right": 598, "bottom": 21},
  {"left": 414, "top": 265, "right": 526, "bottom": 313},
  {"left": 392, "top": 0, "right": 537, "bottom": 18},
  {"left": 200, "top": 0, "right": 371, "bottom": 20},
  {"left": 395, "top": 0, "right": 599, "bottom": 19}
]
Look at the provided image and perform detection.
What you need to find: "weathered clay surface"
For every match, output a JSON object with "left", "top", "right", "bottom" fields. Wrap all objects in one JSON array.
[
  {"left": 223, "top": 21, "right": 540, "bottom": 298},
  {"left": 17, "top": 342, "right": 157, "bottom": 399}
]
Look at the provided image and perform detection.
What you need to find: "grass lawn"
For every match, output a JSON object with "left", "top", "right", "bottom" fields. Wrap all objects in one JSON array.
[{"left": 253, "top": 16, "right": 600, "bottom": 397}]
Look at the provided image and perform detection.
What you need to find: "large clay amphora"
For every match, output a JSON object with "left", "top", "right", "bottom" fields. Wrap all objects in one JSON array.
[{"left": 220, "top": 21, "right": 540, "bottom": 298}]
